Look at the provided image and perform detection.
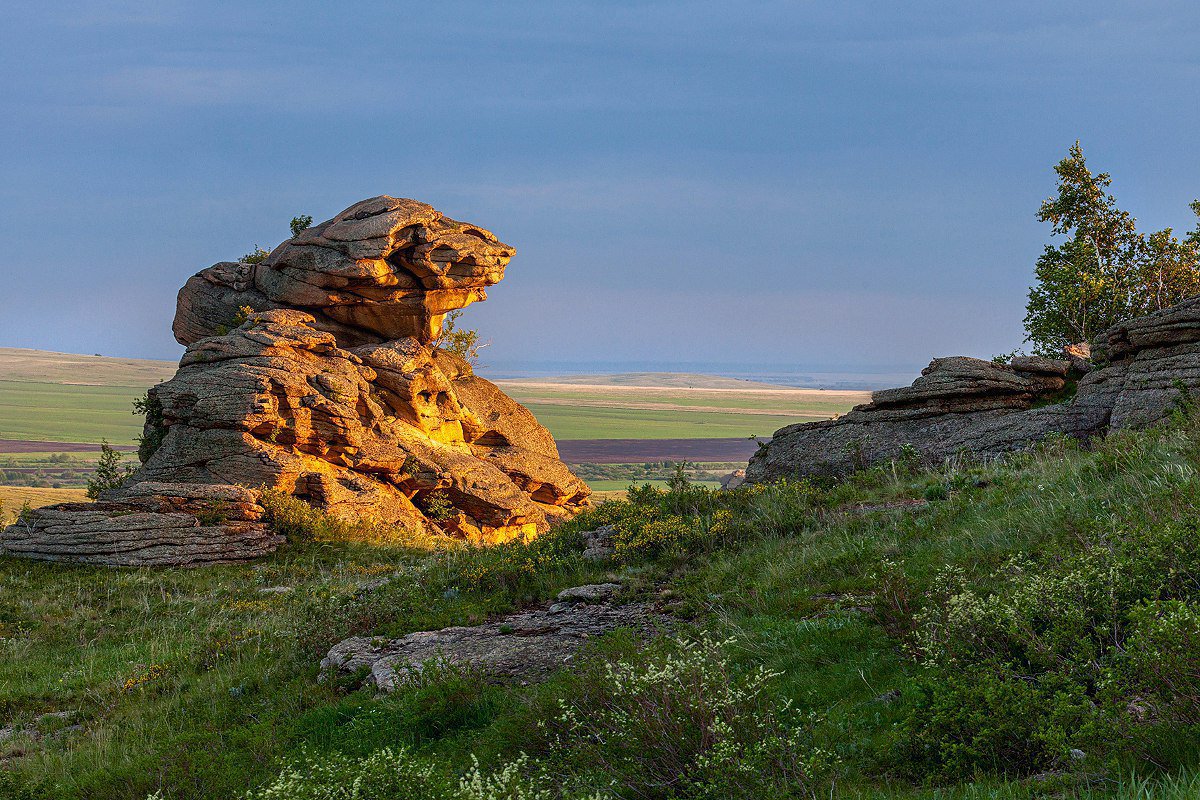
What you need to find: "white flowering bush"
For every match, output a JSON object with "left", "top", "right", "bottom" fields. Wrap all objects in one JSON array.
[
  {"left": 539, "top": 635, "right": 835, "bottom": 799},
  {"left": 236, "top": 748, "right": 595, "bottom": 800}
]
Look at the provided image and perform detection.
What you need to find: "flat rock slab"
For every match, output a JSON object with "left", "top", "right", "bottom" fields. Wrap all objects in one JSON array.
[
  {"left": 556, "top": 582, "right": 620, "bottom": 603},
  {"left": 0, "top": 483, "right": 283, "bottom": 567},
  {"left": 321, "top": 600, "right": 668, "bottom": 691}
]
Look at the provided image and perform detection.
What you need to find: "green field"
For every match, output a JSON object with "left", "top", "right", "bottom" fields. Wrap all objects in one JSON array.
[
  {"left": 0, "top": 350, "right": 869, "bottom": 445},
  {"left": 583, "top": 479, "right": 722, "bottom": 492},
  {"left": 0, "top": 381, "right": 146, "bottom": 444},
  {"left": 519, "top": 403, "right": 816, "bottom": 440},
  {"left": 498, "top": 384, "right": 863, "bottom": 415},
  {"left": 0, "top": 380, "right": 832, "bottom": 445}
]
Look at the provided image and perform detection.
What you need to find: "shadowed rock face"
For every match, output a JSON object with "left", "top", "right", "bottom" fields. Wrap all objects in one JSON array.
[
  {"left": 174, "top": 196, "right": 515, "bottom": 347},
  {"left": 746, "top": 295, "right": 1200, "bottom": 483},
  {"left": 2, "top": 198, "right": 588, "bottom": 566}
]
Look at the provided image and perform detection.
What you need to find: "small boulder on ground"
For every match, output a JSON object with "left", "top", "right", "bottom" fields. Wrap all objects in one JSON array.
[
  {"left": 321, "top": 586, "right": 667, "bottom": 691},
  {"left": 580, "top": 525, "right": 616, "bottom": 561}
]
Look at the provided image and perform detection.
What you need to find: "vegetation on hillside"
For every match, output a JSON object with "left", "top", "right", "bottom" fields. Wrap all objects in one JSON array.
[
  {"left": 83, "top": 441, "right": 133, "bottom": 499},
  {"left": 1024, "top": 142, "right": 1200, "bottom": 354},
  {"left": 5, "top": 402, "right": 1200, "bottom": 797},
  {"left": 435, "top": 309, "right": 487, "bottom": 368}
]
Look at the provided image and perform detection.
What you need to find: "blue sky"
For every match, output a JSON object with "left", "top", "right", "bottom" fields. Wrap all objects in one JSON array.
[{"left": 2, "top": 1, "right": 1198, "bottom": 375}]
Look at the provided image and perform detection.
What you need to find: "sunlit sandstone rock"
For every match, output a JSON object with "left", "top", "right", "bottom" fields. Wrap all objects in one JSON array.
[
  {"left": 173, "top": 196, "right": 515, "bottom": 347},
  {"left": 2, "top": 198, "right": 589, "bottom": 565}
]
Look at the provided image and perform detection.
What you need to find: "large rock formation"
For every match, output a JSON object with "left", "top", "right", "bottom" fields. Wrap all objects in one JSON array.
[
  {"left": 174, "top": 196, "right": 514, "bottom": 347},
  {"left": 2, "top": 197, "right": 589, "bottom": 566},
  {"left": 747, "top": 295, "right": 1200, "bottom": 482}
]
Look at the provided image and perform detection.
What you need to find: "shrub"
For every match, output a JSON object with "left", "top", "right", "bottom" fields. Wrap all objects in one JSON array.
[
  {"left": 536, "top": 635, "right": 834, "bottom": 799},
  {"left": 1113, "top": 600, "right": 1200, "bottom": 725},
  {"left": 435, "top": 310, "right": 487, "bottom": 368},
  {"left": 290, "top": 215, "right": 313, "bottom": 237},
  {"left": 239, "top": 747, "right": 602, "bottom": 800},
  {"left": 85, "top": 440, "right": 134, "bottom": 499},
  {"left": 133, "top": 391, "right": 167, "bottom": 463},
  {"left": 242, "top": 246, "right": 270, "bottom": 264},
  {"left": 420, "top": 490, "right": 456, "bottom": 522},
  {"left": 899, "top": 437, "right": 1200, "bottom": 777},
  {"left": 900, "top": 665, "right": 1107, "bottom": 780}
]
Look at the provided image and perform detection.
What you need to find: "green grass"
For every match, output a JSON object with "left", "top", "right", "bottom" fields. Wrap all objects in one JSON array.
[
  {"left": 499, "top": 384, "right": 864, "bottom": 414},
  {"left": 5, "top": 415, "right": 1200, "bottom": 797},
  {"left": 0, "top": 381, "right": 145, "bottom": 444}
]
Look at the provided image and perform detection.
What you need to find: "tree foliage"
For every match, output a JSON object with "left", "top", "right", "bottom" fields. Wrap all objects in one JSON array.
[
  {"left": 86, "top": 440, "right": 135, "bottom": 499},
  {"left": 434, "top": 310, "right": 487, "bottom": 367},
  {"left": 1024, "top": 142, "right": 1200, "bottom": 355},
  {"left": 290, "top": 215, "right": 313, "bottom": 237}
]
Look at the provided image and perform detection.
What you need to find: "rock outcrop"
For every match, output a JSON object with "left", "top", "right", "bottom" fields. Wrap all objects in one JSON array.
[
  {"left": 174, "top": 196, "right": 514, "bottom": 347},
  {"left": 747, "top": 295, "right": 1200, "bottom": 482},
  {"left": 2, "top": 197, "right": 589, "bottom": 566},
  {"left": 0, "top": 484, "right": 281, "bottom": 567},
  {"left": 322, "top": 584, "right": 667, "bottom": 690}
]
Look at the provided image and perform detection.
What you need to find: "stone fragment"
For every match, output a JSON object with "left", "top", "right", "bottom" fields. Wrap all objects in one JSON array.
[
  {"left": 321, "top": 601, "right": 666, "bottom": 690},
  {"left": 580, "top": 524, "right": 616, "bottom": 561},
  {"left": 719, "top": 469, "right": 746, "bottom": 490},
  {"left": 556, "top": 583, "right": 621, "bottom": 603}
]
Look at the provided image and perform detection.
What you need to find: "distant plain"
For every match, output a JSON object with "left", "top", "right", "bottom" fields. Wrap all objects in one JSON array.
[
  {"left": 0, "top": 349, "right": 868, "bottom": 496},
  {"left": 0, "top": 348, "right": 867, "bottom": 446}
]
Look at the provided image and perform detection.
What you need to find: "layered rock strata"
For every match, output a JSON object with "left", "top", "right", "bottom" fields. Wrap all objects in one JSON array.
[
  {"left": 174, "top": 196, "right": 515, "bottom": 347},
  {"left": 1, "top": 197, "right": 589, "bottom": 566},
  {"left": 747, "top": 295, "right": 1200, "bottom": 482},
  {"left": 1, "top": 484, "right": 280, "bottom": 567}
]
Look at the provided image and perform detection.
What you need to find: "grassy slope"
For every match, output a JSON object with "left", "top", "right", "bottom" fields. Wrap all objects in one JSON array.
[{"left": 4, "top": 418, "right": 1200, "bottom": 797}]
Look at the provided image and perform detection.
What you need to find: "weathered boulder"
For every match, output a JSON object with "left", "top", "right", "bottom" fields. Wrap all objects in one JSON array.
[
  {"left": 748, "top": 295, "right": 1200, "bottom": 482},
  {"left": 174, "top": 196, "right": 514, "bottom": 347},
  {"left": 0, "top": 483, "right": 280, "bottom": 567},
  {"left": 719, "top": 468, "right": 746, "bottom": 490},
  {"left": 321, "top": 589, "right": 667, "bottom": 690},
  {"left": 134, "top": 308, "right": 588, "bottom": 542},
  {"left": 2, "top": 198, "right": 589, "bottom": 566}
]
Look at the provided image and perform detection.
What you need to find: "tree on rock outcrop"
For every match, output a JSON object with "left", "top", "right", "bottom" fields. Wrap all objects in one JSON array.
[{"left": 1024, "top": 142, "right": 1200, "bottom": 355}]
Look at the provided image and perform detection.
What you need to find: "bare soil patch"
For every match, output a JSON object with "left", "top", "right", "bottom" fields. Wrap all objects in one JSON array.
[{"left": 0, "top": 439, "right": 136, "bottom": 453}]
